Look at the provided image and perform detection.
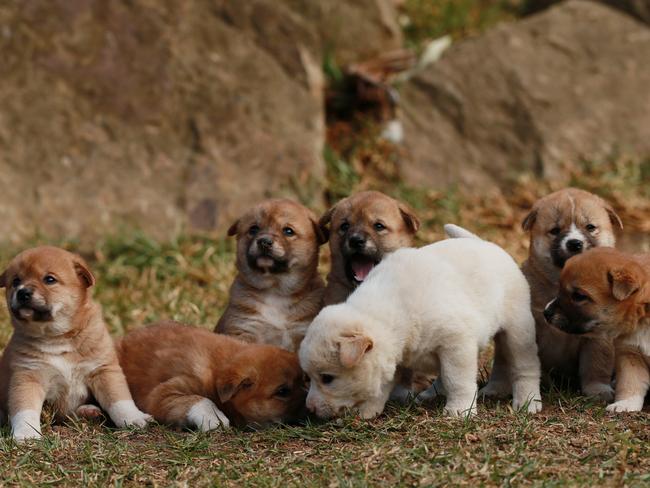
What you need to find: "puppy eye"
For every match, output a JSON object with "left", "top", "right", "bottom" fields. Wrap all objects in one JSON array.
[
  {"left": 586, "top": 224, "right": 597, "bottom": 232},
  {"left": 340, "top": 222, "right": 350, "bottom": 232},
  {"left": 571, "top": 291, "right": 590, "bottom": 303},
  {"left": 11, "top": 277, "right": 20, "bottom": 288},
  {"left": 43, "top": 275, "right": 57, "bottom": 285},
  {"left": 321, "top": 374, "right": 335, "bottom": 385},
  {"left": 549, "top": 227, "right": 561, "bottom": 236},
  {"left": 248, "top": 225, "right": 260, "bottom": 236},
  {"left": 373, "top": 222, "right": 386, "bottom": 231},
  {"left": 282, "top": 227, "right": 295, "bottom": 237},
  {"left": 274, "top": 385, "right": 291, "bottom": 398}
]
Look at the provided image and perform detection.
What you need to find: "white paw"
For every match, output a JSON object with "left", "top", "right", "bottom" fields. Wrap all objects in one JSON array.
[
  {"left": 513, "top": 395, "right": 543, "bottom": 413},
  {"left": 478, "top": 381, "right": 511, "bottom": 399},
  {"left": 187, "top": 398, "right": 230, "bottom": 431},
  {"left": 606, "top": 397, "right": 644, "bottom": 413},
  {"left": 357, "top": 402, "right": 385, "bottom": 420},
  {"left": 583, "top": 383, "right": 615, "bottom": 402},
  {"left": 443, "top": 403, "right": 477, "bottom": 417},
  {"left": 11, "top": 410, "right": 43, "bottom": 441},
  {"left": 108, "top": 400, "right": 153, "bottom": 428}
]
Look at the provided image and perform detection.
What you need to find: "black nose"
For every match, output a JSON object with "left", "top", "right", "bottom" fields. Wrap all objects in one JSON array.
[
  {"left": 348, "top": 234, "right": 366, "bottom": 250},
  {"left": 566, "top": 239, "right": 584, "bottom": 253},
  {"left": 17, "top": 288, "right": 32, "bottom": 305},
  {"left": 257, "top": 237, "right": 273, "bottom": 250}
]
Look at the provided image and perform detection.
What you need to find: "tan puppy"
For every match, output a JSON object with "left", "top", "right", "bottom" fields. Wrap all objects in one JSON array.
[
  {"left": 520, "top": 188, "right": 622, "bottom": 400},
  {"left": 215, "top": 199, "right": 327, "bottom": 352},
  {"left": 117, "top": 322, "right": 306, "bottom": 430},
  {"left": 0, "top": 246, "right": 151, "bottom": 441},
  {"left": 320, "top": 191, "right": 420, "bottom": 306},
  {"left": 543, "top": 248, "right": 650, "bottom": 412}
]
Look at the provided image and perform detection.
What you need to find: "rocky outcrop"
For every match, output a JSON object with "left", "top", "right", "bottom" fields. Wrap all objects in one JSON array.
[
  {"left": 0, "top": 0, "right": 400, "bottom": 244},
  {"left": 526, "top": 0, "right": 650, "bottom": 24},
  {"left": 398, "top": 0, "right": 650, "bottom": 189}
]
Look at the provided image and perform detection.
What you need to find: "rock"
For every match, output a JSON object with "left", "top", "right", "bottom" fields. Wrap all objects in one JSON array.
[
  {"left": 0, "top": 0, "right": 399, "bottom": 244},
  {"left": 525, "top": 0, "right": 650, "bottom": 24},
  {"left": 398, "top": 0, "right": 650, "bottom": 190}
]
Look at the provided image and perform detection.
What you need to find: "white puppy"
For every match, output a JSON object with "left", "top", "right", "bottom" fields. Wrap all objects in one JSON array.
[{"left": 299, "top": 224, "right": 542, "bottom": 418}]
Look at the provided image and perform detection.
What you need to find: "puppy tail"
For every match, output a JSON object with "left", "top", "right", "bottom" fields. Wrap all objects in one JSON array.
[{"left": 443, "top": 224, "right": 481, "bottom": 240}]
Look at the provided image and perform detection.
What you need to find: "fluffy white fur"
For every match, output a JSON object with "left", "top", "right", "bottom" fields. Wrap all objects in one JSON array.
[{"left": 300, "top": 226, "right": 542, "bottom": 419}]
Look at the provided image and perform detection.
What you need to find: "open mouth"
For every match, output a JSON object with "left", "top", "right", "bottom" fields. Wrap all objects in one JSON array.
[
  {"left": 247, "top": 253, "right": 289, "bottom": 274},
  {"left": 11, "top": 305, "right": 53, "bottom": 322},
  {"left": 346, "top": 255, "right": 379, "bottom": 285}
]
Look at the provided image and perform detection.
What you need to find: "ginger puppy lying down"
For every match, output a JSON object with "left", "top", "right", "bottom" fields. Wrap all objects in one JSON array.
[
  {"left": 0, "top": 247, "right": 151, "bottom": 441},
  {"left": 117, "top": 323, "right": 306, "bottom": 430},
  {"left": 300, "top": 225, "right": 542, "bottom": 419}
]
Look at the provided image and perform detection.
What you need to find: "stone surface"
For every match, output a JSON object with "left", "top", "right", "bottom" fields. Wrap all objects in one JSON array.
[
  {"left": 0, "top": 0, "right": 400, "bottom": 244},
  {"left": 526, "top": 0, "right": 650, "bottom": 24},
  {"left": 399, "top": 0, "right": 650, "bottom": 190}
]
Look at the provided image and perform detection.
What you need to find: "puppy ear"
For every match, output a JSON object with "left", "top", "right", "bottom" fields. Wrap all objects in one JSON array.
[
  {"left": 522, "top": 208, "right": 538, "bottom": 232},
  {"left": 216, "top": 374, "right": 254, "bottom": 403},
  {"left": 398, "top": 203, "right": 420, "bottom": 234},
  {"left": 311, "top": 217, "right": 329, "bottom": 245},
  {"left": 73, "top": 259, "right": 96, "bottom": 288},
  {"left": 608, "top": 268, "right": 639, "bottom": 301},
  {"left": 318, "top": 204, "right": 337, "bottom": 231},
  {"left": 338, "top": 334, "right": 373, "bottom": 368},
  {"left": 603, "top": 203, "right": 623, "bottom": 230},
  {"left": 0, "top": 269, "right": 6, "bottom": 288},
  {"left": 227, "top": 219, "right": 240, "bottom": 237}
]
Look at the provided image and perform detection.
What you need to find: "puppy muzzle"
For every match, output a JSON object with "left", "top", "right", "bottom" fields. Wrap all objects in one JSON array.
[
  {"left": 341, "top": 236, "right": 381, "bottom": 286},
  {"left": 10, "top": 288, "right": 53, "bottom": 322},
  {"left": 246, "top": 236, "right": 289, "bottom": 274}
]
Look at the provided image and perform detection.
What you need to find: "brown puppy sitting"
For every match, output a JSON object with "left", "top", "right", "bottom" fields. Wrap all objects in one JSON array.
[
  {"left": 520, "top": 188, "right": 623, "bottom": 400},
  {"left": 0, "top": 247, "right": 151, "bottom": 441},
  {"left": 544, "top": 248, "right": 650, "bottom": 412},
  {"left": 319, "top": 191, "right": 420, "bottom": 306},
  {"left": 215, "top": 199, "right": 328, "bottom": 352},
  {"left": 117, "top": 322, "right": 306, "bottom": 430}
]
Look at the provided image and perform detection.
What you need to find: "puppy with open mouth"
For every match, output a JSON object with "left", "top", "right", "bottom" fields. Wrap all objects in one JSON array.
[
  {"left": 521, "top": 188, "right": 623, "bottom": 400},
  {"left": 299, "top": 225, "right": 542, "bottom": 419},
  {"left": 319, "top": 191, "right": 420, "bottom": 306},
  {"left": 544, "top": 247, "right": 650, "bottom": 412},
  {"left": 215, "top": 199, "right": 328, "bottom": 352},
  {"left": 117, "top": 322, "right": 306, "bottom": 430},
  {"left": 0, "top": 247, "right": 151, "bottom": 441}
]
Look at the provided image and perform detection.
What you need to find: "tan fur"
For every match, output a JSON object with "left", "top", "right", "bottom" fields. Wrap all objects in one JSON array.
[
  {"left": 319, "top": 191, "right": 420, "bottom": 306},
  {"left": 521, "top": 188, "right": 622, "bottom": 399},
  {"left": 545, "top": 248, "right": 650, "bottom": 411},
  {"left": 215, "top": 199, "right": 327, "bottom": 352},
  {"left": 117, "top": 322, "right": 306, "bottom": 429},
  {"left": 0, "top": 246, "right": 150, "bottom": 440}
]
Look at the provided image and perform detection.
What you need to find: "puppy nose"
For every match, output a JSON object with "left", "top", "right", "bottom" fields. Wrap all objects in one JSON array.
[
  {"left": 17, "top": 288, "right": 32, "bottom": 305},
  {"left": 348, "top": 234, "right": 366, "bottom": 250},
  {"left": 257, "top": 236, "right": 273, "bottom": 250},
  {"left": 566, "top": 239, "right": 584, "bottom": 253}
]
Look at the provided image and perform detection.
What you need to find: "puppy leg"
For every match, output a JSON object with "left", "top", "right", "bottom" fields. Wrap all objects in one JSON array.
[
  {"left": 499, "top": 316, "right": 543, "bottom": 413},
  {"left": 8, "top": 370, "right": 46, "bottom": 441},
  {"left": 147, "top": 379, "right": 230, "bottom": 430},
  {"left": 579, "top": 338, "right": 615, "bottom": 402},
  {"left": 437, "top": 342, "right": 479, "bottom": 417},
  {"left": 606, "top": 349, "right": 649, "bottom": 413},
  {"left": 75, "top": 404, "right": 104, "bottom": 421},
  {"left": 88, "top": 364, "right": 152, "bottom": 428},
  {"left": 479, "top": 332, "right": 512, "bottom": 399}
]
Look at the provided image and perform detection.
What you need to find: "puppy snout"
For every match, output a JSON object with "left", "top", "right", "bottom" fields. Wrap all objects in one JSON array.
[
  {"left": 305, "top": 397, "right": 317, "bottom": 414},
  {"left": 348, "top": 234, "right": 366, "bottom": 250},
  {"left": 257, "top": 236, "right": 274, "bottom": 250},
  {"left": 16, "top": 288, "right": 33, "bottom": 305},
  {"left": 566, "top": 239, "right": 584, "bottom": 253}
]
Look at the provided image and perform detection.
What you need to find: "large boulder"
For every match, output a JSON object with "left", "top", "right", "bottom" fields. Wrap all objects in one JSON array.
[
  {"left": 398, "top": 0, "right": 650, "bottom": 189},
  {"left": 526, "top": 0, "right": 650, "bottom": 24},
  {"left": 0, "top": 0, "right": 399, "bottom": 244}
]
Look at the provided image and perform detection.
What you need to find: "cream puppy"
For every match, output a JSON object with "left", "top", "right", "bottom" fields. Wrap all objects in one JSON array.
[{"left": 299, "top": 225, "right": 542, "bottom": 419}]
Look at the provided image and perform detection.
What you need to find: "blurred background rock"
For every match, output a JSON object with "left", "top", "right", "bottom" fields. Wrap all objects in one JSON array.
[{"left": 0, "top": 0, "right": 648, "bottom": 245}]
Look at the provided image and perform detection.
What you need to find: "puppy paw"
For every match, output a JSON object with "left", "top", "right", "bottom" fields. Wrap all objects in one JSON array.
[
  {"left": 75, "top": 404, "right": 105, "bottom": 421},
  {"left": 357, "top": 402, "right": 385, "bottom": 420},
  {"left": 188, "top": 398, "right": 230, "bottom": 431},
  {"left": 583, "top": 383, "right": 615, "bottom": 402},
  {"left": 11, "top": 410, "right": 42, "bottom": 441},
  {"left": 606, "top": 397, "right": 644, "bottom": 413},
  {"left": 512, "top": 395, "right": 543, "bottom": 414},
  {"left": 443, "top": 403, "right": 477, "bottom": 417},
  {"left": 108, "top": 400, "right": 153, "bottom": 429},
  {"left": 478, "top": 381, "right": 511, "bottom": 399}
]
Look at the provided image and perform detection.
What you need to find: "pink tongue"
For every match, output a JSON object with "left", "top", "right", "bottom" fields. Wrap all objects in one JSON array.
[{"left": 352, "top": 260, "right": 374, "bottom": 282}]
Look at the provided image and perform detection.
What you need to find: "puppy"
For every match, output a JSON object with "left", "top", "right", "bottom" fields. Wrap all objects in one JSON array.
[
  {"left": 0, "top": 246, "right": 151, "bottom": 441},
  {"left": 521, "top": 188, "right": 623, "bottom": 400},
  {"left": 215, "top": 199, "right": 328, "bottom": 352},
  {"left": 544, "top": 248, "right": 650, "bottom": 413},
  {"left": 319, "top": 191, "right": 420, "bottom": 306},
  {"left": 117, "top": 322, "right": 306, "bottom": 430},
  {"left": 299, "top": 226, "right": 542, "bottom": 419}
]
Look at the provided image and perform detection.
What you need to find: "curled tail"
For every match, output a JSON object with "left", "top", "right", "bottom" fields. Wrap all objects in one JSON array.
[{"left": 443, "top": 224, "right": 481, "bottom": 240}]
